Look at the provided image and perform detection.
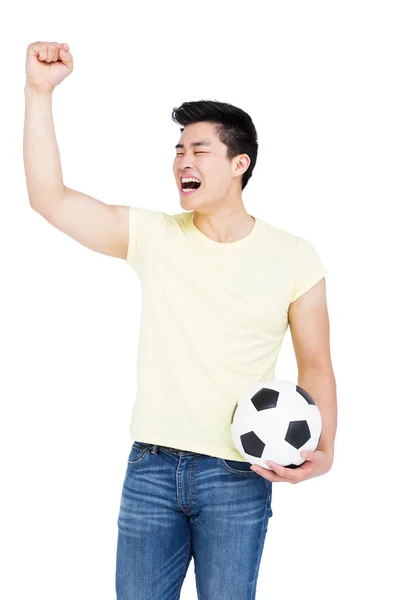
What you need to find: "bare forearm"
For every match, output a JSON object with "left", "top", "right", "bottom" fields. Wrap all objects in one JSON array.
[
  {"left": 23, "top": 85, "right": 65, "bottom": 213},
  {"left": 297, "top": 366, "right": 337, "bottom": 460}
]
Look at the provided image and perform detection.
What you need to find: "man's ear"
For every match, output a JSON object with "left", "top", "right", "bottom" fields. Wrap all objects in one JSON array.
[{"left": 232, "top": 154, "right": 251, "bottom": 178}]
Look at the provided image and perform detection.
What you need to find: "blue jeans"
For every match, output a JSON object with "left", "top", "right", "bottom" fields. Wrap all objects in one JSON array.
[{"left": 116, "top": 441, "right": 273, "bottom": 599}]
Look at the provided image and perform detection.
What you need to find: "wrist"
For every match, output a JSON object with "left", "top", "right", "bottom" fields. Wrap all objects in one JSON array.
[{"left": 25, "top": 81, "right": 54, "bottom": 96}]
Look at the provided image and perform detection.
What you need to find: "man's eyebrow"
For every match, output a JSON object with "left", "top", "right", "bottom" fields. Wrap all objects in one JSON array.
[{"left": 175, "top": 140, "right": 212, "bottom": 149}]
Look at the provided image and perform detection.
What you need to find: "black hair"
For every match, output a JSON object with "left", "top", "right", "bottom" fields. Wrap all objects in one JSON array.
[{"left": 171, "top": 100, "right": 258, "bottom": 191}]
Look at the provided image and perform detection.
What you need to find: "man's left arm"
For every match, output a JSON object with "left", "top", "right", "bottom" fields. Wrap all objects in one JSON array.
[
  {"left": 291, "top": 276, "right": 337, "bottom": 465},
  {"left": 251, "top": 277, "right": 337, "bottom": 481}
]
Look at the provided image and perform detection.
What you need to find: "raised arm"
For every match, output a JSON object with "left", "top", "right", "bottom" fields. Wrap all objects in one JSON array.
[{"left": 23, "top": 41, "right": 129, "bottom": 260}]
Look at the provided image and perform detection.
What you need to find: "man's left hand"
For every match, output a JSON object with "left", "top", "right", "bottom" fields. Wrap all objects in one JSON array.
[{"left": 250, "top": 450, "right": 333, "bottom": 483}]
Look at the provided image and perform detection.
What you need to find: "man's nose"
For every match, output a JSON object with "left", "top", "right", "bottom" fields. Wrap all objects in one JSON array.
[{"left": 178, "top": 155, "right": 194, "bottom": 169}]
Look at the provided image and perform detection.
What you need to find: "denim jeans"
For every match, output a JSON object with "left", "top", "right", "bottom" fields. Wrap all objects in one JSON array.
[{"left": 116, "top": 441, "right": 273, "bottom": 599}]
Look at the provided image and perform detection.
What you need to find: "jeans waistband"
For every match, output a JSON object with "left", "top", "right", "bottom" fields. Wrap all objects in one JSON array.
[{"left": 140, "top": 443, "right": 205, "bottom": 456}]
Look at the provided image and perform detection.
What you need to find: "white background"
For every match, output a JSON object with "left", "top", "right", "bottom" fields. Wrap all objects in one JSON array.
[{"left": 1, "top": 1, "right": 399, "bottom": 598}]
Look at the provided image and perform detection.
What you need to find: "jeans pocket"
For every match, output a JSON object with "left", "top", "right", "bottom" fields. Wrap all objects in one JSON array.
[
  {"left": 220, "top": 458, "right": 258, "bottom": 476},
  {"left": 127, "top": 442, "right": 150, "bottom": 466}
]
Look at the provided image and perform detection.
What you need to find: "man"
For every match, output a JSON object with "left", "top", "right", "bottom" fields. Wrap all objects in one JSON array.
[{"left": 24, "top": 41, "right": 337, "bottom": 600}]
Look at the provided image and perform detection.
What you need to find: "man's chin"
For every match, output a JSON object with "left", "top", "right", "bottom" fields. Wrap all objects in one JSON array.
[{"left": 179, "top": 189, "right": 204, "bottom": 206}]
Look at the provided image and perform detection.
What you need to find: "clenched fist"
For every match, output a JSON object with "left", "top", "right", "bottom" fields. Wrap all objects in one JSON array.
[{"left": 25, "top": 41, "right": 73, "bottom": 92}]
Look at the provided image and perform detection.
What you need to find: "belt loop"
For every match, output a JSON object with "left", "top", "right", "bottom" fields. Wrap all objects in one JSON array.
[{"left": 150, "top": 444, "right": 159, "bottom": 454}]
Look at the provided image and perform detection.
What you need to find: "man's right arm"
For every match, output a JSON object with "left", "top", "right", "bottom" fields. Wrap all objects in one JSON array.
[{"left": 23, "top": 84, "right": 129, "bottom": 260}]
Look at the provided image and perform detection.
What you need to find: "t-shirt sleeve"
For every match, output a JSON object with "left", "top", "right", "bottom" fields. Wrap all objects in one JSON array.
[
  {"left": 126, "top": 205, "right": 165, "bottom": 269},
  {"left": 290, "top": 236, "right": 328, "bottom": 303}
]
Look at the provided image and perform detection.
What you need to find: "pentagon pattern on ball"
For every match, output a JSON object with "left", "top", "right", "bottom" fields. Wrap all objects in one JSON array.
[
  {"left": 285, "top": 420, "right": 311, "bottom": 449},
  {"left": 251, "top": 387, "right": 279, "bottom": 411},
  {"left": 296, "top": 385, "right": 316, "bottom": 405},
  {"left": 240, "top": 430, "right": 265, "bottom": 458},
  {"left": 283, "top": 463, "right": 300, "bottom": 469}
]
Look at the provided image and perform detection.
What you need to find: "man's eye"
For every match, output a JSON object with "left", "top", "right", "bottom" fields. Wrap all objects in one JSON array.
[{"left": 175, "top": 152, "right": 206, "bottom": 156}]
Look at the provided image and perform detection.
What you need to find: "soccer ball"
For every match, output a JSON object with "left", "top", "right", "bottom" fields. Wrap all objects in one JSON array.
[{"left": 230, "top": 380, "right": 322, "bottom": 469}]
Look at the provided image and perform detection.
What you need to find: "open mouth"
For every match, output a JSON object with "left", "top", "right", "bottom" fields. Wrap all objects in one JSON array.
[{"left": 180, "top": 177, "right": 202, "bottom": 195}]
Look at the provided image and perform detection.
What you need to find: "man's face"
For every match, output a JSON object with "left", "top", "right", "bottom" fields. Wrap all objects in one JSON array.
[{"left": 173, "top": 121, "right": 240, "bottom": 208}]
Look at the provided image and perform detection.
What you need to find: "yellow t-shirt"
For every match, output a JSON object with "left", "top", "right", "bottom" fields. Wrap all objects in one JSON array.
[{"left": 125, "top": 207, "right": 328, "bottom": 461}]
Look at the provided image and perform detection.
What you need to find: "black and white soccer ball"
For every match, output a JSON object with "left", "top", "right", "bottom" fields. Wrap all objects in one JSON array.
[{"left": 231, "top": 380, "right": 322, "bottom": 469}]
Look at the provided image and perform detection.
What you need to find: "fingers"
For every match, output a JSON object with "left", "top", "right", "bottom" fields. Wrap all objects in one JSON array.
[
  {"left": 250, "top": 452, "right": 324, "bottom": 484},
  {"left": 251, "top": 461, "right": 300, "bottom": 484},
  {"left": 60, "top": 46, "right": 71, "bottom": 61},
  {"left": 265, "top": 461, "right": 290, "bottom": 478},
  {"left": 41, "top": 43, "right": 57, "bottom": 63},
  {"left": 59, "top": 44, "right": 73, "bottom": 69},
  {"left": 29, "top": 41, "right": 71, "bottom": 65},
  {"left": 47, "top": 45, "right": 56, "bottom": 63}
]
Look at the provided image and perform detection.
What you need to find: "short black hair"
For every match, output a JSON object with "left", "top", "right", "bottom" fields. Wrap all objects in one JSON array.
[{"left": 171, "top": 100, "right": 258, "bottom": 190}]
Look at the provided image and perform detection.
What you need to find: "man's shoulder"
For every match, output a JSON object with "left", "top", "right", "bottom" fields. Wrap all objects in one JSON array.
[
  {"left": 257, "top": 216, "right": 299, "bottom": 247},
  {"left": 157, "top": 210, "right": 189, "bottom": 232}
]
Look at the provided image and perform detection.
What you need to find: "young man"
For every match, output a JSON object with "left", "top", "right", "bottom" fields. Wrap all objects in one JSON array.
[{"left": 24, "top": 41, "right": 337, "bottom": 600}]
